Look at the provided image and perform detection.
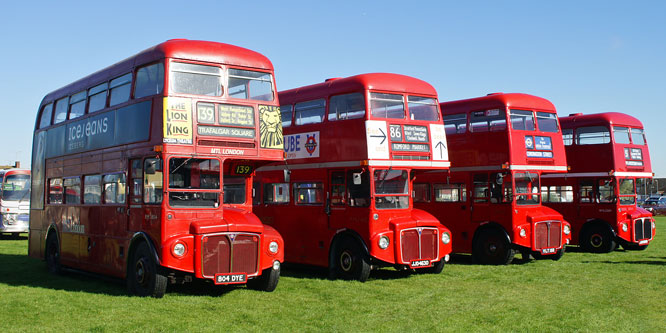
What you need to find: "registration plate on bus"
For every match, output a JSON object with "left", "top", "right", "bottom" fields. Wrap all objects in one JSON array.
[
  {"left": 410, "top": 260, "right": 432, "bottom": 268},
  {"left": 639, "top": 240, "right": 648, "bottom": 245},
  {"left": 541, "top": 248, "right": 556, "bottom": 254},
  {"left": 214, "top": 273, "right": 247, "bottom": 285}
]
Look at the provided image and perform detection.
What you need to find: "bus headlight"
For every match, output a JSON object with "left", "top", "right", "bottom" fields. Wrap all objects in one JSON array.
[
  {"left": 441, "top": 232, "right": 451, "bottom": 245},
  {"left": 621, "top": 223, "right": 628, "bottom": 232},
  {"left": 269, "top": 241, "right": 279, "bottom": 254},
  {"left": 378, "top": 236, "right": 390, "bottom": 249},
  {"left": 563, "top": 225, "right": 571, "bottom": 235},
  {"left": 519, "top": 228, "right": 527, "bottom": 238},
  {"left": 173, "top": 242, "right": 186, "bottom": 257}
]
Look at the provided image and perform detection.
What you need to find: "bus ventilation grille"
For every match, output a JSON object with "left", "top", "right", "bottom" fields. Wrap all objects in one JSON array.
[
  {"left": 634, "top": 218, "right": 652, "bottom": 241},
  {"left": 198, "top": 140, "right": 255, "bottom": 148},
  {"left": 392, "top": 155, "right": 429, "bottom": 160},
  {"left": 400, "top": 228, "right": 438, "bottom": 262},
  {"left": 534, "top": 221, "right": 562, "bottom": 250},
  {"left": 202, "top": 234, "right": 259, "bottom": 278}
]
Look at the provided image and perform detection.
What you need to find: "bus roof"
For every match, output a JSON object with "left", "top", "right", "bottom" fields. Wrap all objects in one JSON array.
[
  {"left": 278, "top": 73, "right": 437, "bottom": 103},
  {"left": 40, "top": 39, "right": 273, "bottom": 107},
  {"left": 559, "top": 112, "right": 644, "bottom": 129},
  {"left": 441, "top": 93, "right": 556, "bottom": 115}
]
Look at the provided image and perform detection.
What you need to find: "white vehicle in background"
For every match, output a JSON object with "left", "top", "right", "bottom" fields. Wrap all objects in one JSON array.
[{"left": 0, "top": 169, "right": 30, "bottom": 237}]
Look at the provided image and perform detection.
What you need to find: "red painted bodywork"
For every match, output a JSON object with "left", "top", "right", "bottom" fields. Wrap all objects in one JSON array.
[
  {"left": 28, "top": 40, "right": 284, "bottom": 284},
  {"left": 414, "top": 93, "right": 571, "bottom": 256},
  {"left": 253, "top": 73, "right": 452, "bottom": 270},
  {"left": 542, "top": 112, "right": 655, "bottom": 247}
]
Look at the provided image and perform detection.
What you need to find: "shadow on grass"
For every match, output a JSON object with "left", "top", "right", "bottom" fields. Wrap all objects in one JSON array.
[
  {"left": 0, "top": 253, "right": 236, "bottom": 297},
  {"left": 0, "top": 234, "right": 28, "bottom": 241},
  {"left": 581, "top": 259, "right": 665, "bottom": 265},
  {"left": 280, "top": 263, "right": 427, "bottom": 281}
]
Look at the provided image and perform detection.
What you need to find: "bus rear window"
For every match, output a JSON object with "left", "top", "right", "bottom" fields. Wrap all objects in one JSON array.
[
  {"left": 510, "top": 109, "right": 535, "bottom": 131},
  {"left": 613, "top": 126, "right": 631, "bottom": 144},
  {"left": 631, "top": 128, "right": 646, "bottom": 145},
  {"left": 170, "top": 62, "right": 222, "bottom": 96},
  {"left": 536, "top": 112, "right": 559, "bottom": 133},
  {"left": 407, "top": 96, "right": 439, "bottom": 121},
  {"left": 370, "top": 93, "right": 404, "bottom": 119}
]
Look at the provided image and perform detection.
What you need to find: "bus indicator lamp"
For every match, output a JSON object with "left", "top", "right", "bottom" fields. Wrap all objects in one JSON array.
[
  {"left": 378, "top": 236, "right": 390, "bottom": 249},
  {"left": 373, "top": 213, "right": 379, "bottom": 220},
  {"left": 621, "top": 223, "right": 628, "bottom": 232},
  {"left": 153, "top": 145, "right": 163, "bottom": 152},
  {"left": 269, "top": 241, "right": 279, "bottom": 254}
]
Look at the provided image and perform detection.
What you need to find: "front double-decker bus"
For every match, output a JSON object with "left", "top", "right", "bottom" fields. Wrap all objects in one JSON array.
[
  {"left": 0, "top": 169, "right": 31, "bottom": 237},
  {"left": 414, "top": 93, "right": 571, "bottom": 264},
  {"left": 253, "top": 73, "right": 452, "bottom": 281},
  {"left": 541, "top": 112, "right": 655, "bottom": 252},
  {"left": 29, "top": 40, "right": 285, "bottom": 297}
]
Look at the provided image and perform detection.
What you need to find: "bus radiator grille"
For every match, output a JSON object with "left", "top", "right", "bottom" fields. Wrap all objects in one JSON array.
[
  {"left": 400, "top": 228, "right": 438, "bottom": 262},
  {"left": 634, "top": 218, "right": 652, "bottom": 241},
  {"left": 202, "top": 234, "right": 259, "bottom": 277},
  {"left": 534, "top": 221, "right": 562, "bottom": 250}
]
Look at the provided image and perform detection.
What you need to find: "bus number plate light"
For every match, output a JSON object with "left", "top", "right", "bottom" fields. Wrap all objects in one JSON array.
[{"left": 214, "top": 273, "right": 247, "bottom": 285}]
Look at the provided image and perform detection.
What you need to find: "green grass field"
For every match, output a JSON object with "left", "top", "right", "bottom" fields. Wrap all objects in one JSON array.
[{"left": 1, "top": 218, "right": 665, "bottom": 332}]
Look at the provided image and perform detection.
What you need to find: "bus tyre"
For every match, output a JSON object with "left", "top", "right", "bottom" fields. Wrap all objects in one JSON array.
[
  {"left": 581, "top": 225, "right": 616, "bottom": 253},
  {"left": 333, "top": 238, "right": 371, "bottom": 282},
  {"left": 45, "top": 234, "right": 62, "bottom": 274},
  {"left": 247, "top": 265, "right": 280, "bottom": 292},
  {"left": 551, "top": 246, "right": 565, "bottom": 261},
  {"left": 473, "top": 229, "right": 515, "bottom": 265},
  {"left": 127, "top": 242, "right": 167, "bottom": 298},
  {"left": 423, "top": 259, "right": 445, "bottom": 274}
]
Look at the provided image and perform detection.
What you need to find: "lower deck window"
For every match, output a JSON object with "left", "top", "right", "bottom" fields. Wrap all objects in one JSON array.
[
  {"left": 264, "top": 183, "right": 289, "bottom": 204},
  {"left": 294, "top": 182, "right": 323, "bottom": 205}
]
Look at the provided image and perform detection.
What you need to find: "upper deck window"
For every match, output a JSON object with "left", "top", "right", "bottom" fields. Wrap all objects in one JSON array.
[
  {"left": 109, "top": 73, "right": 132, "bottom": 106},
  {"left": 68, "top": 91, "right": 87, "bottom": 120},
  {"left": 228, "top": 69, "right": 274, "bottom": 101},
  {"left": 613, "top": 126, "right": 631, "bottom": 144},
  {"left": 280, "top": 105, "right": 293, "bottom": 127},
  {"left": 170, "top": 62, "right": 222, "bottom": 96},
  {"left": 576, "top": 126, "right": 610, "bottom": 145},
  {"left": 509, "top": 109, "right": 535, "bottom": 131},
  {"left": 631, "top": 128, "right": 646, "bottom": 145},
  {"left": 135, "top": 63, "right": 164, "bottom": 99},
  {"left": 53, "top": 97, "right": 69, "bottom": 124},
  {"left": 294, "top": 99, "right": 325, "bottom": 125},
  {"left": 536, "top": 112, "right": 559, "bottom": 133},
  {"left": 562, "top": 129, "right": 573, "bottom": 146},
  {"left": 39, "top": 103, "right": 53, "bottom": 129},
  {"left": 407, "top": 96, "right": 439, "bottom": 121},
  {"left": 370, "top": 93, "right": 404, "bottom": 119},
  {"left": 443, "top": 113, "right": 467, "bottom": 135},
  {"left": 470, "top": 109, "right": 506, "bottom": 132},
  {"left": 328, "top": 93, "right": 365, "bottom": 121},
  {"left": 88, "top": 83, "right": 108, "bottom": 113}
]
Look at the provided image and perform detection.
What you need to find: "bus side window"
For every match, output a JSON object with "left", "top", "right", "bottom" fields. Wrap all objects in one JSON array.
[
  {"left": 330, "top": 171, "right": 346, "bottom": 205},
  {"left": 134, "top": 63, "right": 165, "bottom": 99},
  {"left": 63, "top": 177, "right": 81, "bottom": 204},
  {"left": 103, "top": 173, "right": 126, "bottom": 204},
  {"left": 130, "top": 159, "right": 143, "bottom": 204},
  {"left": 84, "top": 175, "right": 102, "bottom": 204},
  {"left": 48, "top": 178, "right": 63, "bottom": 204},
  {"left": 264, "top": 183, "right": 289, "bottom": 204},
  {"left": 412, "top": 183, "right": 430, "bottom": 203},
  {"left": 579, "top": 180, "right": 594, "bottom": 203},
  {"left": 473, "top": 174, "right": 489, "bottom": 203}
]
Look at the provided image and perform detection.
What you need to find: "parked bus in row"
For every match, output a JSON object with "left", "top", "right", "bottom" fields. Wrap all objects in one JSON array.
[
  {"left": 0, "top": 169, "right": 31, "bottom": 237},
  {"left": 541, "top": 112, "right": 655, "bottom": 252},
  {"left": 253, "top": 74, "right": 453, "bottom": 281},
  {"left": 414, "top": 93, "right": 571, "bottom": 264},
  {"left": 29, "top": 40, "right": 285, "bottom": 297}
]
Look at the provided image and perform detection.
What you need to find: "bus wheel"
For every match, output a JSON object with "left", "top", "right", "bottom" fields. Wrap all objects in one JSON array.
[
  {"left": 333, "top": 238, "right": 370, "bottom": 282},
  {"left": 550, "top": 246, "right": 565, "bottom": 261},
  {"left": 581, "top": 225, "right": 616, "bottom": 253},
  {"left": 622, "top": 242, "right": 648, "bottom": 251},
  {"left": 423, "top": 259, "right": 445, "bottom": 274},
  {"left": 127, "top": 242, "right": 167, "bottom": 298},
  {"left": 473, "top": 229, "right": 515, "bottom": 265},
  {"left": 45, "top": 234, "right": 62, "bottom": 274},
  {"left": 247, "top": 265, "right": 280, "bottom": 292}
]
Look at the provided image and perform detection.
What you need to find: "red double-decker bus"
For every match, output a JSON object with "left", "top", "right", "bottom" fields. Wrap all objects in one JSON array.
[
  {"left": 541, "top": 112, "right": 655, "bottom": 252},
  {"left": 414, "top": 93, "right": 571, "bottom": 264},
  {"left": 29, "top": 40, "right": 285, "bottom": 297},
  {"left": 253, "top": 73, "right": 453, "bottom": 281}
]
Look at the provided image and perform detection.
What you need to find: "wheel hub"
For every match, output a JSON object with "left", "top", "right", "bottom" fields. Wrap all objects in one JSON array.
[
  {"left": 590, "top": 234, "right": 603, "bottom": 247},
  {"left": 340, "top": 251, "right": 353, "bottom": 272},
  {"left": 135, "top": 259, "right": 147, "bottom": 284}
]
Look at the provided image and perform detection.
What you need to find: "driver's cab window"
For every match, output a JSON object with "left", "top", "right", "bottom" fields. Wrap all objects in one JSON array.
[
  {"left": 144, "top": 158, "right": 163, "bottom": 204},
  {"left": 224, "top": 176, "right": 247, "bottom": 204},
  {"left": 347, "top": 169, "right": 369, "bottom": 207}
]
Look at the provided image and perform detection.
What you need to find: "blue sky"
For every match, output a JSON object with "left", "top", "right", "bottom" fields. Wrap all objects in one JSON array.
[{"left": 1, "top": 1, "right": 664, "bottom": 175}]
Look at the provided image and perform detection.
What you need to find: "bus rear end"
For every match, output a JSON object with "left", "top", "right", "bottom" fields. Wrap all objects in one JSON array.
[{"left": 0, "top": 169, "right": 31, "bottom": 236}]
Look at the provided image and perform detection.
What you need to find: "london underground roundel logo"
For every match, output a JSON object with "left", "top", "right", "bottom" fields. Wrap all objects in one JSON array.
[{"left": 305, "top": 134, "right": 318, "bottom": 155}]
